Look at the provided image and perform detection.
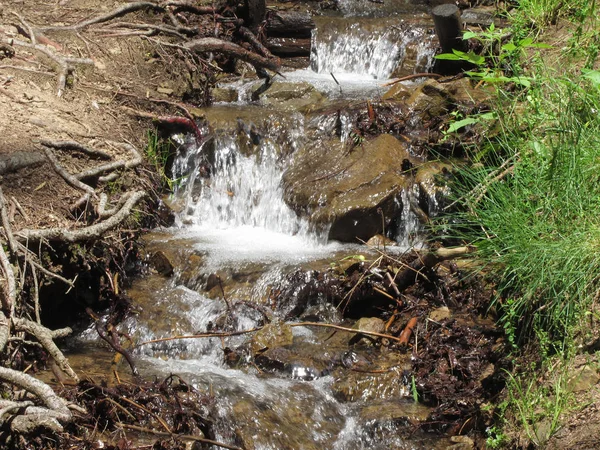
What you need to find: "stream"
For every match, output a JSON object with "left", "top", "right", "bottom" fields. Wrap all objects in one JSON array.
[{"left": 71, "top": 5, "right": 469, "bottom": 449}]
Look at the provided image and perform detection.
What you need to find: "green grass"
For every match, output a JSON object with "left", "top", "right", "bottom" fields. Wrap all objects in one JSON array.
[
  {"left": 145, "top": 130, "right": 181, "bottom": 191},
  {"left": 445, "top": 73, "right": 600, "bottom": 347}
]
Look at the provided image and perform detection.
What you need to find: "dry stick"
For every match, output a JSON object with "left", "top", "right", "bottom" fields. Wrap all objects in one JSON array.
[
  {"left": 43, "top": 148, "right": 97, "bottom": 196},
  {"left": 6, "top": 38, "right": 94, "bottom": 96},
  {"left": 99, "top": 21, "right": 189, "bottom": 39},
  {"left": 0, "top": 187, "right": 18, "bottom": 254},
  {"left": 11, "top": 11, "right": 37, "bottom": 45},
  {"left": 184, "top": 37, "right": 280, "bottom": 72},
  {"left": 139, "top": 321, "right": 405, "bottom": 347},
  {"left": 398, "top": 317, "right": 418, "bottom": 345},
  {"left": 118, "top": 423, "right": 244, "bottom": 450},
  {"left": 138, "top": 328, "right": 263, "bottom": 346},
  {"left": 40, "top": 139, "right": 112, "bottom": 160},
  {"left": 16, "top": 242, "right": 75, "bottom": 288},
  {"left": 16, "top": 190, "right": 146, "bottom": 243},
  {"left": 29, "top": 262, "right": 40, "bottom": 323},
  {"left": 10, "top": 196, "right": 29, "bottom": 222},
  {"left": 117, "top": 395, "right": 171, "bottom": 433},
  {"left": 166, "top": 1, "right": 216, "bottom": 15},
  {"left": 81, "top": 86, "right": 196, "bottom": 121}
]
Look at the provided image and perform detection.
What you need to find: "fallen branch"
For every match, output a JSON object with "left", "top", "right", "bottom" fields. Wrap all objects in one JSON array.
[
  {"left": 40, "top": 2, "right": 164, "bottom": 32},
  {"left": 138, "top": 321, "right": 405, "bottom": 346},
  {"left": 394, "top": 246, "right": 474, "bottom": 292},
  {"left": 121, "top": 106, "right": 203, "bottom": 142},
  {"left": 17, "top": 190, "right": 146, "bottom": 243},
  {"left": 74, "top": 142, "right": 143, "bottom": 181},
  {"left": 118, "top": 423, "right": 243, "bottom": 450},
  {"left": 383, "top": 72, "right": 442, "bottom": 86},
  {"left": 184, "top": 37, "right": 280, "bottom": 72},
  {"left": 0, "top": 151, "right": 46, "bottom": 175}
]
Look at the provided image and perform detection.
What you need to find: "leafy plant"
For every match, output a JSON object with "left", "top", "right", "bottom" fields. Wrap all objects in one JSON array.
[{"left": 435, "top": 23, "right": 551, "bottom": 87}]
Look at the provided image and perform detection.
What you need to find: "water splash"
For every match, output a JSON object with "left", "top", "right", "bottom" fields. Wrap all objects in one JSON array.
[{"left": 310, "top": 21, "right": 435, "bottom": 80}]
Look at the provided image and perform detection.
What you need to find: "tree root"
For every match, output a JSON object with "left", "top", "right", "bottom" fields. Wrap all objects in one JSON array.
[
  {"left": 4, "top": 38, "right": 94, "bottom": 97},
  {"left": 12, "top": 318, "right": 78, "bottom": 382},
  {"left": 185, "top": 37, "right": 280, "bottom": 72},
  {"left": 0, "top": 312, "right": 74, "bottom": 433},
  {"left": 17, "top": 190, "right": 146, "bottom": 243}
]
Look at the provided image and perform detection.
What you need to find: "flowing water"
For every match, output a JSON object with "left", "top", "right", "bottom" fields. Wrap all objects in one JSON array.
[{"left": 76, "top": 9, "right": 453, "bottom": 449}]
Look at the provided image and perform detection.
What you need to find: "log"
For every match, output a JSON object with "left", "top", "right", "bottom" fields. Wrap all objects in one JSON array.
[
  {"left": 266, "top": 37, "right": 311, "bottom": 57},
  {"left": 432, "top": 4, "right": 468, "bottom": 75},
  {"left": 266, "top": 11, "right": 315, "bottom": 38}
]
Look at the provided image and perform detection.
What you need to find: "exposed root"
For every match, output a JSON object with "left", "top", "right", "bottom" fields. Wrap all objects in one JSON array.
[
  {"left": 12, "top": 318, "right": 78, "bottom": 382},
  {"left": 185, "top": 37, "right": 280, "bottom": 72},
  {"left": 17, "top": 190, "right": 146, "bottom": 243},
  {"left": 4, "top": 38, "right": 94, "bottom": 96}
]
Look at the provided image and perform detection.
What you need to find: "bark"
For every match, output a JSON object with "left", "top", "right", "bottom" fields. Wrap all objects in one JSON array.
[
  {"left": 266, "top": 11, "right": 315, "bottom": 38},
  {"left": 184, "top": 37, "right": 280, "bottom": 72},
  {"left": 17, "top": 191, "right": 146, "bottom": 243},
  {"left": 266, "top": 37, "right": 311, "bottom": 57}
]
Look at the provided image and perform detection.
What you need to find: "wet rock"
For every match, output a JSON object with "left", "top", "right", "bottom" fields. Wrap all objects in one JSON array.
[
  {"left": 332, "top": 366, "right": 409, "bottom": 402},
  {"left": 250, "top": 321, "right": 294, "bottom": 355},
  {"left": 448, "top": 435, "right": 475, "bottom": 449},
  {"left": 283, "top": 134, "right": 419, "bottom": 242},
  {"left": 211, "top": 87, "right": 238, "bottom": 103},
  {"left": 360, "top": 399, "right": 431, "bottom": 425},
  {"left": 382, "top": 82, "right": 412, "bottom": 101},
  {"left": 415, "top": 160, "right": 453, "bottom": 215},
  {"left": 253, "top": 81, "right": 326, "bottom": 111},
  {"left": 149, "top": 251, "right": 174, "bottom": 276},
  {"left": 255, "top": 347, "right": 328, "bottom": 380},
  {"left": 230, "top": 384, "right": 344, "bottom": 450},
  {"left": 350, "top": 317, "right": 386, "bottom": 345},
  {"left": 407, "top": 80, "right": 449, "bottom": 122},
  {"left": 365, "top": 234, "right": 397, "bottom": 249}
]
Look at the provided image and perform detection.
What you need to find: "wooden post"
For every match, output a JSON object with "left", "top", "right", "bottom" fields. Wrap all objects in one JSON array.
[{"left": 432, "top": 4, "right": 468, "bottom": 75}]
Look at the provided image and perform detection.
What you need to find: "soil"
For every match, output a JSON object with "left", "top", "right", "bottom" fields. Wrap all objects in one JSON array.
[{"left": 0, "top": 0, "right": 214, "bottom": 231}]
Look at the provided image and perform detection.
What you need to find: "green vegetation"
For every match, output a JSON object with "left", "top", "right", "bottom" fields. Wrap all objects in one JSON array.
[
  {"left": 436, "top": 0, "right": 600, "bottom": 445},
  {"left": 145, "top": 129, "right": 181, "bottom": 191}
]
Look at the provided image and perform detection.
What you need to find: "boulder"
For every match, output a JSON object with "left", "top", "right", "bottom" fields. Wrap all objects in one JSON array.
[{"left": 283, "top": 134, "right": 419, "bottom": 242}]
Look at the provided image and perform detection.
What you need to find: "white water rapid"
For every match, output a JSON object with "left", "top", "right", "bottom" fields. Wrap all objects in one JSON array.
[{"left": 78, "top": 12, "right": 448, "bottom": 450}]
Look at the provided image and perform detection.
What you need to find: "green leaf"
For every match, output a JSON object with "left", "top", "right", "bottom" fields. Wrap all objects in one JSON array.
[
  {"left": 446, "top": 117, "right": 480, "bottom": 133},
  {"left": 435, "top": 53, "right": 464, "bottom": 61},
  {"left": 582, "top": 69, "right": 600, "bottom": 86},
  {"left": 502, "top": 42, "right": 517, "bottom": 52},
  {"left": 463, "top": 31, "right": 478, "bottom": 40}
]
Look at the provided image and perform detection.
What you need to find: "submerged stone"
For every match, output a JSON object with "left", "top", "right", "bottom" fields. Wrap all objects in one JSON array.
[{"left": 251, "top": 321, "right": 294, "bottom": 355}]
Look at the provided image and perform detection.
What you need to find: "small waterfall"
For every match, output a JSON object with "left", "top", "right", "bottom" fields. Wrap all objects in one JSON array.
[{"left": 310, "top": 19, "right": 435, "bottom": 79}]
